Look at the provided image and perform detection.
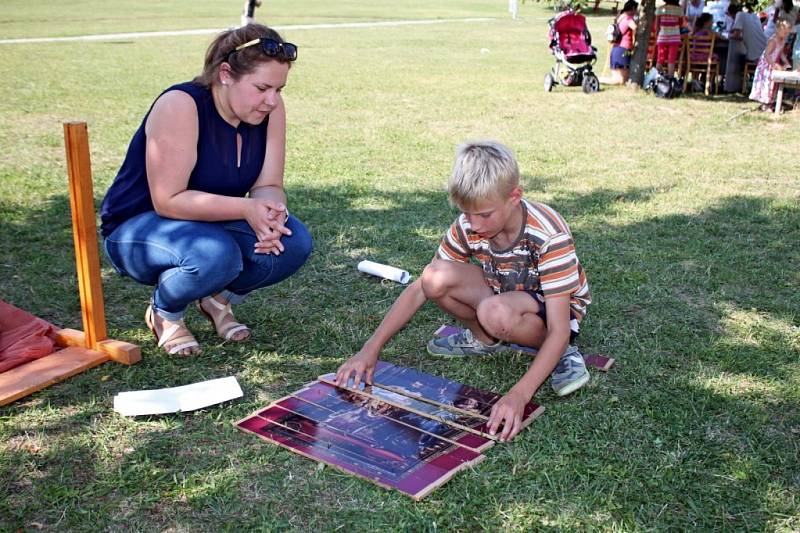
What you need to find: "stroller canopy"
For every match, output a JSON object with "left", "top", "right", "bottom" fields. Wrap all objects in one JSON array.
[{"left": 550, "top": 11, "right": 595, "bottom": 61}]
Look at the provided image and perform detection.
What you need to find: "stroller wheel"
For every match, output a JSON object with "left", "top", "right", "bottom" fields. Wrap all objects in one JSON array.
[
  {"left": 582, "top": 73, "right": 600, "bottom": 93},
  {"left": 544, "top": 73, "right": 555, "bottom": 92}
]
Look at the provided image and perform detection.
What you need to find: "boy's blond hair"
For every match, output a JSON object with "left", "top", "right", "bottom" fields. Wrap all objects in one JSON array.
[{"left": 448, "top": 140, "right": 520, "bottom": 208}]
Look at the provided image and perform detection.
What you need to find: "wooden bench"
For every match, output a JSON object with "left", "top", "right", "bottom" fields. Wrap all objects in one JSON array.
[
  {"left": 592, "top": 0, "right": 620, "bottom": 14},
  {"left": 773, "top": 70, "right": 800, "bottom": 113}
]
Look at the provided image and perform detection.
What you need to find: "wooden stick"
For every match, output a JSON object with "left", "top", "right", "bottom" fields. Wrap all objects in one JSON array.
[
  {"left": 317, "top": 374, "right": 500, "bottom": 440},
  {"left": 372, "top": 383, "right": 491, "bottom": 420},
  {"left": 287, "top": 387, "right": 494, "bottom": 452},
  {"left": 63, "top": 122, "right": 106, "bottom": 350}
]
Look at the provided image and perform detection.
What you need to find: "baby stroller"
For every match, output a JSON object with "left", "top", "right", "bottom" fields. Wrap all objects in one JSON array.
[{"left": 545, "top": 9, "right": 600, "bottom": 93}]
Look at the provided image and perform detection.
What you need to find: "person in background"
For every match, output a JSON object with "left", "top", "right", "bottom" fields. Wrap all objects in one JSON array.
[
  {"left": 764, "top": 0, "right": 799, "bottom": 38},
  {"left": 705, "top": 0, "right": 732, "bottom": 31},
  {"left": 691, "top": 13, "right": 721, "bottom": 62},
  {"left": 241, "top": 0, "right": 262, "bottom": 26},
  {"left": 721, "top": 2, "right": 742, "bottom": 37},
  {"left": 694, "top": 12, "right": 716, "bottom": 34},
  {"left": 600, "top": 0, "right": 639, "bottom": 85},
  {"left": 724, "top": 1, "right": 768, "bottom": 91},
  {"left": 687, "top": 12, "right": 721, "bottom": 89},
  {"left": 654, "top": 0, "right": 688, "bottom": 77},
  {"left": 793, "top": 21, "right": 800, "bottom": 68},
  {"left": 682, "top": 0, "right": 707, "bottom": 27},
  {"left": 750, "top": 19, "right": 793, "bottom": 108}
]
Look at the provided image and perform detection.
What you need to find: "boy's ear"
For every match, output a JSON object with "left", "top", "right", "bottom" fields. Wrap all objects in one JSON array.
[{"left": 509, "top": 185, "right": 523, "bottom": 204}]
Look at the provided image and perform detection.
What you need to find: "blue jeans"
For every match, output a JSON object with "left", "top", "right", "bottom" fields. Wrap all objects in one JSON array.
[{"left": 103, "top": 211, "right": 312, "bottom": 320}]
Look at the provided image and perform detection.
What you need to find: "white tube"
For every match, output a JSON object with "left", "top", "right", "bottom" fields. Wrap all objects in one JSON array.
[{"left": 357, "top": 260, "right": 411, "bottom": 284}]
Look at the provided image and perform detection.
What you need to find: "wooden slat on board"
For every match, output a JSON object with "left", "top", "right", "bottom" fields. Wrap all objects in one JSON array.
[
  {"left": 283, "top": 389, "right": 494, "bottom": 452},
  {"left": 317, "top": 374, "right": 500, "bottom": 440}
]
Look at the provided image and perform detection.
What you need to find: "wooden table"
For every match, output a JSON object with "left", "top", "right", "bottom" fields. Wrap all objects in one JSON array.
[{"left": 773, "top": 70, "right": 800, "bottom": 113}]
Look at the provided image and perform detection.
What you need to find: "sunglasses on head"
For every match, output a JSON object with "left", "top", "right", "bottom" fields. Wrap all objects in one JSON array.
[{"left": 233, "top": 37, "right": 298, "bottom": 61}]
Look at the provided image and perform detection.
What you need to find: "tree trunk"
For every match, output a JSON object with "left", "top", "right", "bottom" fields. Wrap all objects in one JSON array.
[{"left": 629, "top": 0, "right": 656, "bottom": 85}]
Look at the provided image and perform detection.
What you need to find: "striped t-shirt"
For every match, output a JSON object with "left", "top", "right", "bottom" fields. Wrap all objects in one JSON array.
[
  {"left": 656, "top": 4, "right": 684, "bottom": 44},
  {"left": 435, "top": 199, "right": 591, "bottom": 322}
]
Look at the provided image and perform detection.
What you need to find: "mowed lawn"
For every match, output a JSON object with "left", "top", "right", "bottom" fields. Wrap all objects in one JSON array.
[{"left": 1, "top": 1, "right": 799, "bottom": 530}]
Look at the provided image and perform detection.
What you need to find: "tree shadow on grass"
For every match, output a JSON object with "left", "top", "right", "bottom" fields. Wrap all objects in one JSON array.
[{"left": 1, "top": 185, "right": 798, "bottom": 529}]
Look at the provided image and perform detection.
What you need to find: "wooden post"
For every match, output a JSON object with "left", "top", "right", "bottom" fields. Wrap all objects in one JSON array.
[
  {"left": 62, "top": 122, "right": 140, "bottom": 365},
  {"left": 63, "top": 122, "right": 107, "bottom": 350}
]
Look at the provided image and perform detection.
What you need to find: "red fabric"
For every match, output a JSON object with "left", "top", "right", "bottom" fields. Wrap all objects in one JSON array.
[
  {"left": 0, "top": 300, "right": 58, "bottom": 373},
  {"left": 657, "top": 42, "right": 681, "bottom": 64}
]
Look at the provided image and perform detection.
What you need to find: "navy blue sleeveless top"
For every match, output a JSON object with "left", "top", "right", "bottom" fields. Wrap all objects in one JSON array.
[{"left": 100, "top": 81, "right": 268, "bottom": 237}]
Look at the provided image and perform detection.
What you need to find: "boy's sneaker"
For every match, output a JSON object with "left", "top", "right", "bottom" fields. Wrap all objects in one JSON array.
[
  {"left": 427, "top": 329, "right": 504, "bottom": 358},
  {"left": 551, "top": 345, "right": 590, "bottom": 396}
]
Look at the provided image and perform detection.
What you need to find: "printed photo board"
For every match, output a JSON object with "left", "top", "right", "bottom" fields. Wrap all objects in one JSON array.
[
  {"left": 237, "top": 403, "right": 485, "bottom": 500},
  {"left": 237, "top": 363, "right": 545, "bottom": 500}
]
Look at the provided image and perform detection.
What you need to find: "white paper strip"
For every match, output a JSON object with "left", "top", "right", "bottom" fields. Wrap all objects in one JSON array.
[
  {"left": 357, "top": 260, "right": 411, "bottom": 284},
  {"left": 113, "top": 376, "right": 243, "bottom": 417}
]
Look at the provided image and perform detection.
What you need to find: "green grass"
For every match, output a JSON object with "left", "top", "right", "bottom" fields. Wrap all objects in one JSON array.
[{"left": 1, "top": 1, "right": 799, "bottom": 530}]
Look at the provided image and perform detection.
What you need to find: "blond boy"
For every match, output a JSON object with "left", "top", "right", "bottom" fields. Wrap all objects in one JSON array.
[{"left": 335, "top": 141, "right": 591, "bottom": 441}]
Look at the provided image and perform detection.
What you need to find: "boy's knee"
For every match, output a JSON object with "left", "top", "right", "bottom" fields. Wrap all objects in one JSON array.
[
  {"left": 421, "top": 260, "right": 456, "bottom": 300},
  {"left": 476, "top": 298, "right": 513, "bottom": 340}
]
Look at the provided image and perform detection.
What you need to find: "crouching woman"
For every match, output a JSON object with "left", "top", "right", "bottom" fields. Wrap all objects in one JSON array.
[{"left": 99, "top": 24, "right": 312, "bottom": 355}]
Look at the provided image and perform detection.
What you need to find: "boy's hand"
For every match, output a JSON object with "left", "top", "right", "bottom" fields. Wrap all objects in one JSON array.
[
  {"left": 334, "top": 349, "right": 378, "bottom": 389},
  {"left": 487, "top": 389, "right": 528, "bottom": 442}
]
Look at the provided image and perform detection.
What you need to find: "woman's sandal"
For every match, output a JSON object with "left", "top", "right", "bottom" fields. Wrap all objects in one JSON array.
[
  {"left": 145, "top": 304, "right": 202, "bottom": 356},
  {"left": 196, "top": 295, "right": 251, "bottom": 342}
]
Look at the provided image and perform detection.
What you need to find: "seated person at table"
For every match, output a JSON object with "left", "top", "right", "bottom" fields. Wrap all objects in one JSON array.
[
  {"left": 335, "top": 141, "right": 592, "bottom": 442},
  {"left": 691, "top": 13, "right": 721, "bottom": 61},
  {"left": 725, "top": 2, "right": 768, "bottom": 91},
  {"left": 750, "top": 20, "right": 793, "bottom": 108}
]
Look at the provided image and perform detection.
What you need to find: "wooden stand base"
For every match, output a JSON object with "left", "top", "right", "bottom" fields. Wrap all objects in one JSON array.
[{"left": 0, "top": 329, "right": 139, "bottom": 407}]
